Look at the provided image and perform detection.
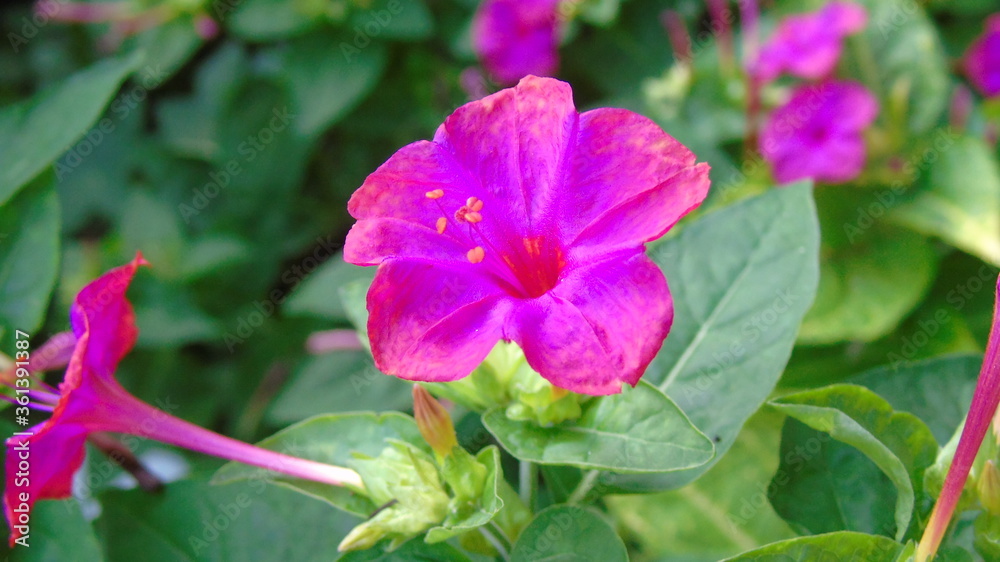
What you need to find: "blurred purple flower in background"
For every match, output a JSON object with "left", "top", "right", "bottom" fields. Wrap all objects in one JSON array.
[
  {"left": 472, "top": 0, "right": 562, "bottom": 84},
  {"left": 760, "top": 80, "right": 878, "bottom": 184},
  {"left": 344, "top": 76, "right": 710, "bottom": 396},
  {"left": 965, "top": 14, "right": 1000, "bottom": 98},
  {"left": 750, "top": 1, "right": 867, "bottom": 83}
]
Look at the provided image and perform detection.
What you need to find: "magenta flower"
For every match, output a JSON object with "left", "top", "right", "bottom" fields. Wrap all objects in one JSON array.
[
  {"left": 964, "top": 14, "right": 1000, "bottom": 98},
  {"left": 4, "top": 255, "right": 361, "bottom": 547},
  {"left": 760, "top": 80, "right": 878, "bottom": 185},
  {"left": 916, "top": 275, "right": 1000, "bottom": 562},
  {"left": 750, "top": 1, "right": 867, "bottom": 83},
  {"left": 344, "top": 76, "right": 710, "bottom": 396},
  {"left": 471, "top": 0, "right": 562, "bottom": 84}
]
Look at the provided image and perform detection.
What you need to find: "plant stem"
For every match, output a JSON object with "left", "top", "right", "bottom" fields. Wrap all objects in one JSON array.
[
  {"left": 478, "top": 521, "right": 512, "bottom": 561},
  {"left": 567, "top": 469, "right": 601, "bottom": 505},
  {"left": 519, "top": 460, "right": 537, "bottom": 510}
]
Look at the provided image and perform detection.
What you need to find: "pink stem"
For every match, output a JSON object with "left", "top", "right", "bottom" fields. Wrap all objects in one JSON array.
[
  {"left": 917, "top": 276, "right": 1000, "bottom": 562},
  {"left": 660, "top": 10, "right": 693, "bottom": 64},
  {"left": 306, "top": 329, "right": 364, "bottom": 355}
]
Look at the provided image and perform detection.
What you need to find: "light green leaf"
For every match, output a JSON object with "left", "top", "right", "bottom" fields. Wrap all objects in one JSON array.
[
  {"left": 0, "top": 174, "right": 60, "bottom": 351},
  {"left": 891, "top": 136, "right": 1000, "bottom": 266},
  {"left": 426, "top": 446, "right": 504, "bottom": 542},
  {"left": 283, "top": 256, "right": 374, "bottom": 321},
  {"left": 0, "top": 54, "right": 139, "bottom": 206},
  {"left": 720, "top": 531, "right": 903, "bottom": 561},
  {"left": 212, "top": 412, "right": 428, "bottom": 517},
  {"left": 607, "top": 182, "right": 820, "bottom": 491},
  {"left": 769, "top": 384, "right": 939, "bottom": 540},
  {"left": 509, "top": 506, "right": 628, "bottom": 562},
  {"left": 482, "top": 381, "right": 714, "bottom": 473}
]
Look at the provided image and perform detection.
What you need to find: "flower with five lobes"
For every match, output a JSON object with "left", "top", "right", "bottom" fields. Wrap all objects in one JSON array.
[
  {"left": 3, "top": 254, "right": 362, "bottom": 547},
  {"left": 344, "top": 76, "right": 711, "bottom": 396}
]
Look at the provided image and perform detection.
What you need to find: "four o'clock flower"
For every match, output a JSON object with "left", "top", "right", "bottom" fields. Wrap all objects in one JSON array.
[
  {"left": 344, "top": 76, "right": 710, "bottom": 396},
  {"left": 964, "top": 14, "right": 1000, "bottom": 98},
  {"left": 3, "top": 254, "right": 362, "bottom": 547},
  {"left": 472, "top": 0, "right": 562, "bottom": 84},
  {"left": 760, "top": 80, "right": 878, "bottom": 185},
  {"left": 750, "top": 1, "right": 867, "bottom": 84},
  {"left": 916, "top": 275, "right": 1000, "bottom": 562}
]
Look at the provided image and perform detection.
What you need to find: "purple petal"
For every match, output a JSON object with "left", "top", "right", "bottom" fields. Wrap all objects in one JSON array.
[
  {"left": 965, "top": 14, "right": 1000, "bottom": 98},
  {"left": 556, "top": 108, "right": 707, "bottom": 250},
  {"left": 366, "top": 260, "right": 510, "bottom": 382},
  {"left": 511, "top": 252, "right": 672, "bottom": 395},
  {"left": 472, "top": 0, "right": 561, "bottom": 84}
]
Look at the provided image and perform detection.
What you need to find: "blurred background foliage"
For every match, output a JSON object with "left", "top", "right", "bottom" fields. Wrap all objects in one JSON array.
[{"left": 0, "top": 0, "right": 998, "bottom": 560}]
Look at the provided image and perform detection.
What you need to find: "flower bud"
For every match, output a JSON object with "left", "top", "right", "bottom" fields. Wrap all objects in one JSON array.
[
  {"left": 980, "top": 461, "right": 1000, "bottom": 514},
  {"left": 413, "top": 385, "right": 458, "bottom": 459}
]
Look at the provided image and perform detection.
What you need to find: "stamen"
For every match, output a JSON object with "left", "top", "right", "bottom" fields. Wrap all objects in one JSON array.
[
  {"left": 465, "top": 211, "right": 482, "bottom": 224},
  {"left": 466, "top": 197, "right": 484, "bottom": 212},
  {"left": 436, "top": 217, "right": 447, "bottom": 234},
  {"left": 425, "top": 189, "right": 445, "bottom": 199},
  {"left": 467, "top": 247, "right": 485, "bottom": 264}
]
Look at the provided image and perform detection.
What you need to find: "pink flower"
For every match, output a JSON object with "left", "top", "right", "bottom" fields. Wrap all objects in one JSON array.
[
  {"left": 750, "top": 1, "right": 867, "bottom": 83},
  {"left": 964, "top": 14, "right": 1000, "bottom": 98},
  {"left": 472, "top": 0, "right": 562, "bottom": 84},
  {"left": 916, "top": 275, "right": 1000, "bottom": 562},
  {"left": 344, "top": 76, "right": 710, "bottom": 396},
  {"left": 760, "top": 80, "right": 878, "bottom": 185},
  {"left": 4, "top": 255, "right": 361, "bottom": 547}
]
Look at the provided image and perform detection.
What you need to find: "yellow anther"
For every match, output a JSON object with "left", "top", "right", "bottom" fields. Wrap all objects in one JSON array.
[
  {"left": 465, "top": 211, "right": 482, "bottom": 224},
  {"left": 466, "top": 197, "right": 484, "bottom": 212},
  {"left": 436, "top": 217, "right": 447, "bottom": 234},
  {"left": 425, "top": 189, "right": 445, "bottom": 199},
  {"left": 467, "top": 246, "right": 485, "bottom": 263}
]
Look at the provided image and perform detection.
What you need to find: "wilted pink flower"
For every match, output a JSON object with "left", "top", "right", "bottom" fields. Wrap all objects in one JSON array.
[
  {"left": 344, "top": 76, "right": 710, "bottom": 395},
  {"left": 472, "top": 0, "right": 562, "bottom": 84},
  {"left": 760, "top": 80, "right": 878, "bottom": 184},
  {"left": 964, "top": 14, "right": 1000, "bottom": 98},
  {"left": 751, "top": 1, "right": 867, "bottom": 83},
  {"left": 3, "top": 255, "right": 361, "bottom": 547}
]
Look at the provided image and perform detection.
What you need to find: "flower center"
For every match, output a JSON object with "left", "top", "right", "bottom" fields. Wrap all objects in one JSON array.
[{"left": 426, "top": 190, "right": 566, "bottom": 299}]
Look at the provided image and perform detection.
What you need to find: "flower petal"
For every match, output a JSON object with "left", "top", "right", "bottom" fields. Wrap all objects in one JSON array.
[
  {"left": 433, "top": 75, "right": 578, "bottom": 233},
  {"left": 472, "top": 0, "right": 561, "bottom": 84},
  {"left": 4, "top": 425, "right": 88, "bottom": 546},
  {"left": 557, "top": 108, "right": 706, "bottom": 250},
  {"left": 367, "top": 260, "right": 510, "bottom": 382},
  {"left": 511, "top": 252, "right": 672, "bottom": 395}
]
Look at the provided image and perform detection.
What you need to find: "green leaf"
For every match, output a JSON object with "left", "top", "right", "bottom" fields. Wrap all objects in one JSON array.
[
  {"left": 0, "top": 174, "right": 60, "bottom": 350},
  {"left": 97, "top": 480, "right": 355, "bottom": 561},
  {"left": 849, "top": 354, "right": 981, "bottom": 444},
  {"left": 607, "top": 182, "right": 820, "bottom": 491},
  {"left": 283, "top": 256, "right": 374, "bottom": 321},
  {"left": 768, "top": 384, "right": 939, "bottom": 540},
  {"left": 212, "top": 412, "right": 428, "bottom": 517},
  {"left": 348, "top": 0, "right": 433, "bottom": 40},
  {"left": 426, "top": 446, "right": 504, "bottom": 542},
  {"left": 0, "top": 54, "right": 139, "bottom": 206},
  {"left": 890, "top": 136, "right": 1000, "bottom": 266},
  {"left": 799, "top": 188, "right": 940, "bottom": 344},
  {"left": 482, "top": 381, "right": 714, "bottom": 473},
  {"left": 336, "top": 538, "right": 475, "bottom": 561},
  {"left": 719, "top": 531, "right": 903, "bottom": 561},
  {"left": 273, "top": 32, "right": 388, "bottom": 137},
  {"left": 509, "top": 505, "right": 628, "bottom": 562},
  {"left": 607, "top": 410, "right": 795, "bottom": 561},
  {"left": 226, "top": 0, "right": 325, "bottom": 41},
  {"left": 2, "top": 500, "right": 103, "bottom": 562}
]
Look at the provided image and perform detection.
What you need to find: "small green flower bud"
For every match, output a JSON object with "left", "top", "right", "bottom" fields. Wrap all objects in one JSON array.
[{"left": 980, "top": 460, "right": 1000, "bottom": 515}]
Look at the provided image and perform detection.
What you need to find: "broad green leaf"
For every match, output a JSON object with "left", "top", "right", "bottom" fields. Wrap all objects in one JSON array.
[
  {"left": 267, "top": 352, "right": 411, "bottom": 425},
  {"left": 212, "top": 412, "right": 427, "bottom": 517},
  {"left": 800, "top": 188, "right": 939, "bottom": 344},
  {"left": 0, "top": 55, "right": 138, "bottom": 206},
  {"left": 509, "top": 506, "right": 628, "bottom": 562},
  {"left": 283, "top": 257, "right": 374, "bottom": 321},
  {"left": 425, "top": 446, "right": 504, "bottom": 542},
  {"left": 273, "top": 32, "right": 388, "bottom": 137},
  {"left": 348, "top": 0, "right": 434, "bottom": 40},
  {"left": 97, "top": 480, "right": 354, "bottom": 561},
  {"left": 482, "top": 381, "right": 714, "bottom": 473},
  {"left": 336, "top": 538, "right": 475, "bottom": 561},
  {"left": 891, "top": 136, "right": 1000, "bottom": 266},
  {"left": 2, "top": 500, "right": 103, "bottom": 562},
  {"left": 0, "top": 175, "right": 59, "bottom": 351},
  {"left": 226, "top": 0, "right": 325, "bottom": 41},
  {"left": 720, "top": 531, "right": 904, "bottom": 561},
  {"left": 607, "top": 410, "right": 795, "bottom": 561},
  {"left": 850, "top": 354, "right": 981, "bottom": 444},
  {"left": 769, "top": 384, "right": 939, "bottom": 540},
  {"left": 606, "top": 182, "right": 819, "bottom": 491}
]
